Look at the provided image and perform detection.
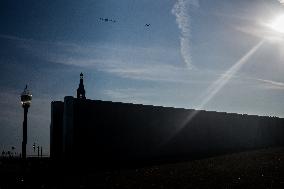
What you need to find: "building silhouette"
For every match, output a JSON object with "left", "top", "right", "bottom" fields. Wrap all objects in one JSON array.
[
  {"left": 77, "top": 72, "right": 86, "bottom": 99},
  {"left": 50, "top": 73, "right": 284, "bottom": 165}
]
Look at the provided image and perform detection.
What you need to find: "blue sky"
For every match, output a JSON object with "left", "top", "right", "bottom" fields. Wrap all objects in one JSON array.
[{"left": 1, "top": 0, "right": 284, "bottom": 155}]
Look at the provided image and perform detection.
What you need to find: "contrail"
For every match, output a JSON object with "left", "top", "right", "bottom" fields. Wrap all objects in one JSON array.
[
  {"left": 160, "top": 40, "right": 264, "bottom": 146},
  {"left": 172, "top": 0, "right": 199, "bottom": 69},
  {"left": 196, "top": 40, "right": 264, "bottom": 110}
]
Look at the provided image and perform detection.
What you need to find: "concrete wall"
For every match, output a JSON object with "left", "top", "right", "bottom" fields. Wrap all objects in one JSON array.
[
  {"left": 50, "top": 101, "right": 64, "bottom": 159},
  {"left": 51, "top": 97, "right": 284, "bottom": 165}
]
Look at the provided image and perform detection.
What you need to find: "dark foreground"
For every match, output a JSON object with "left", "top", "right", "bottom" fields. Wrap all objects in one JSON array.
[{"left": 1, "top": 147, "right": 284, "bottom": 189}]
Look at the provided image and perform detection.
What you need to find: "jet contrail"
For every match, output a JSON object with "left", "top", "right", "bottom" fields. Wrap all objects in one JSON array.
[
  {"left": 172, "top": 0, "right": 199, "bottom": 69},
  {"left": 197, "top": 40, "right": 264, "bottom": 110}
]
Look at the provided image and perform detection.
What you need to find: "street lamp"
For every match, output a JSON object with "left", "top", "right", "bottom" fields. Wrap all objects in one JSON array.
[{"left": 20, "top": 85, "right": 32, "bottom": 159}]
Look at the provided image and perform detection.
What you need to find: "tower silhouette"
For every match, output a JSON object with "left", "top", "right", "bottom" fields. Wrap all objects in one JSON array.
[{"left": 77, "top": 73, "right": 86, "bottom": 99}]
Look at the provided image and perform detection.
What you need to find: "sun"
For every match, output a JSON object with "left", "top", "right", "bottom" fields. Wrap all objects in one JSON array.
[{"left": 267, "top": 14, "right": 284, "bottom": 34}]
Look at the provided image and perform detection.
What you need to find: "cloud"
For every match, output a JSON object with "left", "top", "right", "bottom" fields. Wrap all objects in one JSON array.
[
  {"left": 1, "top": 34, "right": 216, "bottom": 84},
  {"left": 279, "top": 0, "right": 284, "bottom": 5},
  {"left": 99, "top": 63, "right": 193, "bottom": 83},
  {"left": 171, "top": 0, "right": 199, "bottom": 69}
]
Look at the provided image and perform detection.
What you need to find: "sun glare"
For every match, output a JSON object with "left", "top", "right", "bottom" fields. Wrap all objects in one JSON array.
[{"left": 268, "top": 14, "right": 284, "bottom": 34}]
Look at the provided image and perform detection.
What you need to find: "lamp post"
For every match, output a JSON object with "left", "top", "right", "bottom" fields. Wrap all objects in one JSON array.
[{"left": 20, "top": 85, "right": 32, "bottom": 159}]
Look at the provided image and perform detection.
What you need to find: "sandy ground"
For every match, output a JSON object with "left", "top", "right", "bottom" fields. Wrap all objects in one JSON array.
[{"left": 1, "top": 147, "right": 284, "bottom": 188}]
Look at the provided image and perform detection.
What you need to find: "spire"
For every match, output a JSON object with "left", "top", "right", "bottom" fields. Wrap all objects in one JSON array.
[{"left": 77, "top": 72, "right": 86, "bottom": 99}]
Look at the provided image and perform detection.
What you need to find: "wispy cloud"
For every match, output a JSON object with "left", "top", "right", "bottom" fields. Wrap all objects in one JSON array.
[
  {"left": 278, "top": 0, "right": 284, "bottom": 5},
  {"left": 99, "top": 63, "right": 208, "bottom": 83},
  {"left": 1, "top": 34, "right": 215, "bottom": 84},
  {"left": 171, "top": 0, "right": 199, "bottom": 69}
]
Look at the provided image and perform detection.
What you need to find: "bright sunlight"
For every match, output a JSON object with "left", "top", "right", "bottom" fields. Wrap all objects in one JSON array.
[{"left": 267, "top": 14, "right": 284, "bottom": 34}]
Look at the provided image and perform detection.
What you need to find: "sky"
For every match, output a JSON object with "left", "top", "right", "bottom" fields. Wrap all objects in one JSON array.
[{"left": 1, "top": 0, "right": 284, "bottom": 155}]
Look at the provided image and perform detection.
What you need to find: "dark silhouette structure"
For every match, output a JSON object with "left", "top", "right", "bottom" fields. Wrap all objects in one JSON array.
[
  {"left": 20, "top": 85, "right": 32, "bottom": 159},
  {"left": 99, "top": 17, "right": 117, "bottom": 23},
  {"left": 77, "top": 73, "right": 86, "bottom": 99},
  {"left": 50, "top": 74, "right": 284, "bottom": 166}
]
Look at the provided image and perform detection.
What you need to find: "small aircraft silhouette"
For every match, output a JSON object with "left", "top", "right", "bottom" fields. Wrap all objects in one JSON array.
[
  {"left": 145, "top": 24, "right": 150, "bottom": 27},
  {"left": 99, "top": 17, "right": 117, "bottom": 23}
]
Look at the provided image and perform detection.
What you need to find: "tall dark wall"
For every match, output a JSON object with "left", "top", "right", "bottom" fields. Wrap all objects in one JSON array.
[
  {"left": 57, "top": 98, "right": 284, "bottom": 165},
  {"left": 50, "top": 101, "right": 64, "bottom": 159}
]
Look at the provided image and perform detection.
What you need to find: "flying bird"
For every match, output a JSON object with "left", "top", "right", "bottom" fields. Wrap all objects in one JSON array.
[
  {"left": 99, "top": 17, "right": 117, "bottom": 23},
  {"left": 145, "top": 24, "right": 150, "bottom": 27}
]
